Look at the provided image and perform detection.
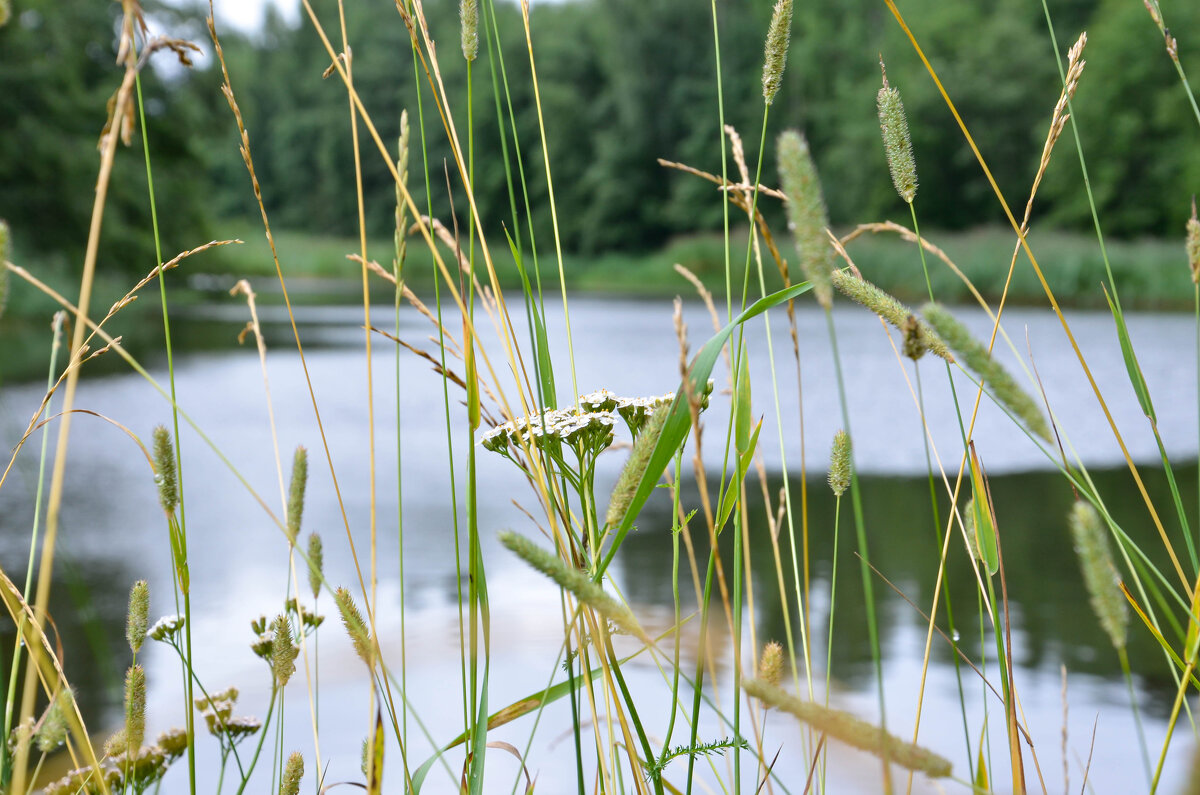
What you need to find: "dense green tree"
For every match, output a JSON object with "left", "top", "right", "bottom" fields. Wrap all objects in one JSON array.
[{"left": 0, "top": 0, "right": 211, "bottom": 274}]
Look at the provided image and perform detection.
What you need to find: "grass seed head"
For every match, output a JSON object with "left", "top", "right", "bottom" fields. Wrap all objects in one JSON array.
[
  {"left": 127, "top": 580, "right": 149, "bottom": 654},
  {"left": 828, "top": 430, "right": 851, "bottom": 497},
  {"left": 758, "top": 641, "right": 784, "bottom": 689},
  {"left": 286, "top": 445, "right": 308, "bottom": 545},
  {"left": 1187, "top": 197, "right": 1200, "bottom": 284},
  {"left": 1068, "top": 500, "right": 1128, "bottom": 651},
  {"left": 499, "top": 531, "right": 648, "bottom": 643},
  {"left": 761, "top": 0, "right": 793, "bottom": 105},
  {"left": 151, "top": 425, "right": 179, "bottom": 514},
  {"left": 307, "top": 532, "right": 324, "bottom": 599},
  {"left": 877, "top": 60, "right": 917, "bottom": 203},
  {"left": 280, "top": 751, "right": 304, "bottom": 795},
  {"left": 35, "top": 689, "right": 72, "bottom": 753},
  {"left": 460, "top": 0, "right": 478, "bottom": 61},
  {"left": 831, "top": 271, "right": 952, "bottom": 362},
  {"left": 777, "top": 130, "right": 834, "bottom": 309},
  {"left": 271, "top": 614, "right": 299, "bottom": 687},
  {"left": 124, "top": 664, "right": 146, "bottom": 750},
  {"left": 335, "top": 586, "right": 376, "bottom": 669},
  {"left": 605, "top": 404, "right": 670, "bottom": 529},
  {"left": 921, "top": 302, "right": 1051, "bottom": 441},
  {"left": 743, "top": 678, "right": 951, "bottom": 777}
]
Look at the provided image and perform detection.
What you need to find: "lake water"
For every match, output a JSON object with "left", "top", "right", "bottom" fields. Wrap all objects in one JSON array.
[{"left": 1, "top": 292, "right": 1197, "bottom": 793}]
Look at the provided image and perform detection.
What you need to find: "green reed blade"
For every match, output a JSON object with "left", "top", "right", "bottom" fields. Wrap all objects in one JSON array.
[{"left": 597, "top": 280, "right": 812, "bottom": 579}]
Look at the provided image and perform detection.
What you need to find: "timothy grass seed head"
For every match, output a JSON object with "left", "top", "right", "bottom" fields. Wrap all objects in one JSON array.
[
  {"left": 307, "top": 532, "right": 324, "bottom": 599},
  {"left": 286, "top": 445, "right": 308, "bottom": 545},
  {"left": 127, "top": 579, "right": 149, "bottom": 654},
  {"left": 280, "top": 751, "right": 304, "bottom": 795},
  {"left": 335, "top": 586, "right": 376, "bottom": 669},
  {"left": 35, "top": 689, "right": 72, "bottom": 753},
  {"left": 124, "top": 664, "right": 146, "bottom": 750},
  {"left": 761, "top": 0, "right": 793, "bottom": 105},
  {"left": 460, "top": 0, "right": 478, "bottom": 61},
  {"left": 831, "top": 270, "right": 952, "bottom": 362},
  {"left": 828, "top": 430, "right": 851, "bottom": 497},
  {"left": 151, "top": 425, "right": 179, "bottom": 514},
  {"left": 777, "top": 130, "right": 834, "bottom": 309},
  {"left": 271, "top": 614, "right": 299, "bottom": 687},
  {"left": 877, "top": 60, "right": 917, "bottom": 203},
  {"left": 1068, "top": 500, "right": 1128, "bottom": 651},
  {"left": 758, "top": 641, "right": 784, "bottom": 689}
]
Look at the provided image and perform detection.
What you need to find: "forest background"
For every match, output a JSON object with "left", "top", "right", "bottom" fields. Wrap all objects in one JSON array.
[{"left": 2, "top": 0, "right": 1198, "bottom": 307}]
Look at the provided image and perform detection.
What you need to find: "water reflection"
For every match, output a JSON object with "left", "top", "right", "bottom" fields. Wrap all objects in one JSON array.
[{"left": 621, "top": 463, "right": 1193, "bottom": 715}]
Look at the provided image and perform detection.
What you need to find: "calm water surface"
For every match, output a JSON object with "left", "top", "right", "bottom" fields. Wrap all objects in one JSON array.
[{"left": 1, "top": 293, "right": 1197, "bottom": 792}]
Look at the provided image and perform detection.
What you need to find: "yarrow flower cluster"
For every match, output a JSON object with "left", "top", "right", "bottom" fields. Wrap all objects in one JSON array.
[
  {"left": 481, "top": 388, "right": 684, "bottom": 459},
  {"left": 147, "top": 614, "right": 185, "bottom": 643}
]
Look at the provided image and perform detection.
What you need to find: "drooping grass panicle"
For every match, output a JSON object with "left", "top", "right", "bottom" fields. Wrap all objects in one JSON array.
[
  {"left": 876, "top": 58, "right": 917, "bottom": 203},
  {"left": 605, "top": 404, "right": 669, "bottom": 529},
  {"left": 460, "top": 0, "right": 478, "bottom": 62},
  {"left": 127, "top": 579, "right": 149, "bottom": 654},
  {"left": 761, "top": 0, "right": 793, "bottom": 105},
  {"left": 830, "top": 270, "right": 952, "bottom": 362},
  {"left": 280, "top": 751, "right": 304, "bottom": 795},
  {"left": 499, "top": 531, "right": 649, "bottom": 643},
  {"left": 271, "top": 614, "right": 299, "bottom": 687},
  {"left": 334, "top": 586, "right": 376, "bottom": 669},
  {"left": 743, "top": 678, "right": 952, "bottom": 778},
  {"left": 828, "top": 430, "right": 851, "bottom": 497},
  {"left": 151, "top": 425, "right": 179, "bottom": 514},
  {"left": 1068, "top": 501, "right": 1128, "bottom": 651},
  {"left": 921, "top": 302, "right": 1051, "bottom": 441},
  {"left": 1187, "top": 196, "right": 1200, "bottom": 284},
  {"left": 124, "top": 664, "right": 146, "bottom": 750},
  {"left": 307, "top": 532, "right": 324, "bottom": 599},
  {"left": 286, "top": 445, "right": 307, "bottom": 545},
  {"left": 1041, "top": 33, "right": 1087, "bottom": 173},
  {"left": 778, "top": 130, "right": 834, "bottom": 309}
]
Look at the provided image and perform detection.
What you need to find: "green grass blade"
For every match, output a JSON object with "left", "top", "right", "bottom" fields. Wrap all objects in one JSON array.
[{"left": 597, "top": 280, "right": 812, "bottom": 578}]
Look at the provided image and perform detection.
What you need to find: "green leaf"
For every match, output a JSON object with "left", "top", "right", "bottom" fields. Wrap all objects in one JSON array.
[
  {"left": 597, "top": 280, "right": 813, "bottom": 578},
  {"left": 1104, "top": 285, "right": 1155, "bottom": 423},
  {"left": 734, "top": 344, "right": 751, "bottom": 455},
  {"left": 969, "top": 444, "right": 998, "bottom": 577},
  {"left": 716, "top": 419, "right": 762, "bottom": 532}
]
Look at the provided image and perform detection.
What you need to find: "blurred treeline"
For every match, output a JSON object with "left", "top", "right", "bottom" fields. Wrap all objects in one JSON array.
[{"left": 3, "top": 0, "right": 1199, "bottom": 275}]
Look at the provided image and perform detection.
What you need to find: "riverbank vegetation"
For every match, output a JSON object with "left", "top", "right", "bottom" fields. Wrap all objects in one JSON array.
[{"left": 2, "top": 0, "right": 1200, "bottom": 793}]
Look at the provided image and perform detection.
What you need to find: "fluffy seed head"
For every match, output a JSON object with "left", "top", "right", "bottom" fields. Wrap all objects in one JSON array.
[
  {"left": 605, "top": 404, "right": 670, "bottom": 528},
  {"left": 124, "top": 664, "right": 146, "bottom": 750},
  {"left": 35, "top": 689, "right": 72, "bottom": 753},
  {"left": 758, "top": 642, "right": 784, "bottom": 689},
  {"left": 335, "top": 587, "right": 375, "bottom": 669},
  {"left": 921, "top": 302, "right": 1051, "bottom": 441},
  {"left": 831, "top": 271, "right": 953, "bottom": 362},
  {"left": 152, "top": 426, "right": 179, "bottom": 513},
  {"left": 280, "top": 751, "right": 304, "bottom": 795},
  {"left": 271, "top": 614, "right": 299, "bottom": 687},
  {"left": 761, "top": 0, "right": 793, "bottom": 105},
  {"left": 828, "top": 430, "right": 851, "bottom": 497},
  {"left": 286, "top": 446, "right": 308, "bottom": 545},
  {"left": 1068, "top": 501, "right": 1128, "bottom": 651},
  {"left": 127, "top": 580, "right": 149, "bottom": 654},
  {"left": 307, "top": 532, "right": 324, "bottom": 599},
  {"left": 877, "top": 61, "right": 917, "bottom": 203},
  {"left": 744, "top": 678, "right": 951, "bottom": 777},
  {"left": 777, "top": 130, "right": 834, "bottom": 309},
  {"left": 460, "top": 0, "right": 478, "bottom": 61},
  {"left": 1187, "top": 197, "right": 1200, "bottom": 284}
]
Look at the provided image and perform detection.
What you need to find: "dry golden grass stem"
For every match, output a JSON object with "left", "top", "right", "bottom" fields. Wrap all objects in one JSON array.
[{"left": 13, "top": 20, "right": 196, "bottom": 788}]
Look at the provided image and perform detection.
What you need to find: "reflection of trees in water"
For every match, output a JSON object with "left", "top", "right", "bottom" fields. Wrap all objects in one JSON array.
[
  {"left": 0, "top": 553, "right": 133, "bottom": 736},
  {"left": 616, "top": 462, "right": 1194, "bottom": 715}
]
